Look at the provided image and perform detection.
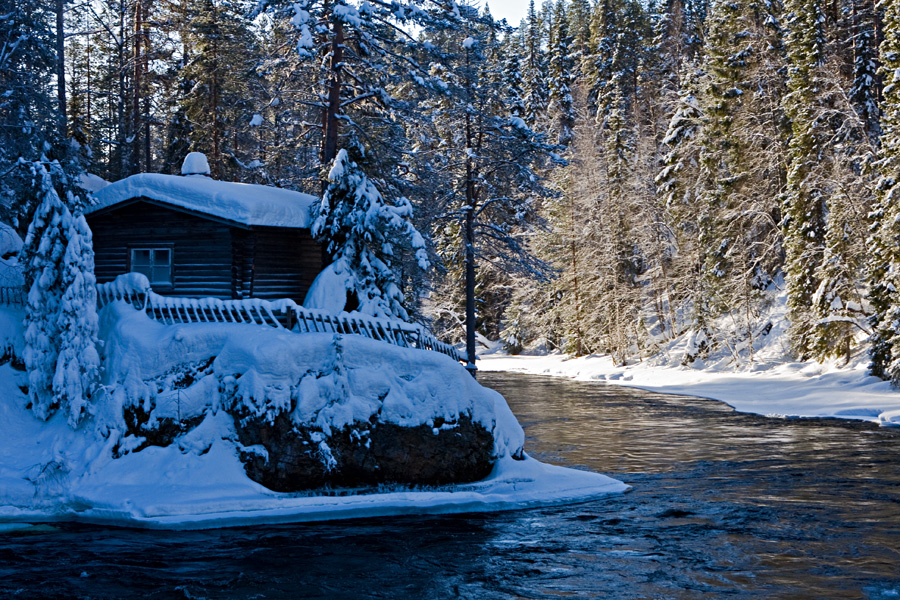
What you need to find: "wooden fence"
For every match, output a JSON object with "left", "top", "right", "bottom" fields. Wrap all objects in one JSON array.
[
  {"left": 96, "top": 273, "right": 462, "bottom": 362},
  {"left": 0, "top": 287, "right": 24, "bottom": 306}
]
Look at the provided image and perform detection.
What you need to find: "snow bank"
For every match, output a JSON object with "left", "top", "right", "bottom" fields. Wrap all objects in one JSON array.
[
  {"left": 480, "top": 353, "right": 900, "bottom": 426},
  {"left": 87, "top": 173, "right": 317, "bottom": 229},
  {"left": 0, "top": 303, "right": 627, "bottom": 529},
  {"left": 481, "top": 290, "right": 900, "bottom": 427},
  {"left": 0, "top": 250, "right": 23, "bottom": 289},
  {"left": 303, "top": 261, "right": 351, "bottom": 312}
]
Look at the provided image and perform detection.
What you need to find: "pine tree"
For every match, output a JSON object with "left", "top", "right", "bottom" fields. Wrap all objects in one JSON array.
[
  {"left": 177, "top": 0, "right": 263, "bottom": 179},
  {"left": 419, "top": 5, "right": 557, "bottom": 368}
]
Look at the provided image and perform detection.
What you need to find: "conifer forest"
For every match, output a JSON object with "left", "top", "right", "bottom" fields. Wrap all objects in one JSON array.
[{"left": 6, "top": 0, "right": 900, "bottom": 383}]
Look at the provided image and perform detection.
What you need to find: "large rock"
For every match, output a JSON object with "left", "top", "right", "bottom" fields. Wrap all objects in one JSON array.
[{"left": 234, "top": 412, "right": 495, "bottom": 492}]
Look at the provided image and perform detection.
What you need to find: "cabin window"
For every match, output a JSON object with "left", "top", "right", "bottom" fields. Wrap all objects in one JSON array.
[{"left": 130, "top": 247, "right": 173, "bottom": 286}]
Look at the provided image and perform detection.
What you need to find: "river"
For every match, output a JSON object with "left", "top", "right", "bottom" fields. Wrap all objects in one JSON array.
[{"left": 2, "top": 372, "right": 899, "bottom": 598}]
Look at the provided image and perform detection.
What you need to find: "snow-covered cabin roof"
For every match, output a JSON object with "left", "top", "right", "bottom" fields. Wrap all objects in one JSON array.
[{"left": 86, "top": 173, "right": 317, "bottom": 229}]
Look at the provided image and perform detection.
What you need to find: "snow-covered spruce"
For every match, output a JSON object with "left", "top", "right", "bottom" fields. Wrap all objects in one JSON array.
[
  {"left": 21, "top": 163, "right": 100, "bottom": 427},
  {"left": 101, "top": 303, "right": 523, "bottom": 491},
  {"left": 313, "top": 149, "right": 428, "bottom": 321}
]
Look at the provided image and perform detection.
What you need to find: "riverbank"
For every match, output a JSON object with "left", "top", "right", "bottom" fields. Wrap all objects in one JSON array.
[{"left": 479, "top": 351, "right": 900, "bottom": 426}]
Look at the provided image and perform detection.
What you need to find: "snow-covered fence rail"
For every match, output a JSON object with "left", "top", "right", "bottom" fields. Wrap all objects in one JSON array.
[
  {"left": 97, "top": 273, "right": 462, "bottom": 362},
  {"left": 0, "top": 287, "right": 24, "bottom": 305}
]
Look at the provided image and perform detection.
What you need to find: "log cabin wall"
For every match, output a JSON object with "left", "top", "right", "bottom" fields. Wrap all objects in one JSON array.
[
  {"left": 88, "top": 199, "right": 325, "bottom": 304},
  {"left": 248, "top": 227, "right": 324, "bottom": 302}
]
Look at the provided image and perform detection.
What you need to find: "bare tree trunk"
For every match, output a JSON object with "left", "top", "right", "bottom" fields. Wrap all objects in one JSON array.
[
  {"left": 56, "top": 0, "right": 67, "bottom": 138},
  {"left": 143, "top": 0, "right": 151, "bottom": 171},
  {"left": 131, "top": 0, "right": 143, "bottom": 174},
  {"left": 86, "top": 38, "right": 91, "bottom": 142},
  {"left": 570, "top": 196, "right": 583, "bottom": 356},
  {"left": 465, "top": 154, "right": 477, "bottom": 376},
  {"left": 463, "top": 46, "right": 477, "bottom": 377},
  {"left": 321, "top": 15, "right": 344, "bottom": 170},
  {"left": 118, "top": 0, "right": 127, "bottom": 176}
]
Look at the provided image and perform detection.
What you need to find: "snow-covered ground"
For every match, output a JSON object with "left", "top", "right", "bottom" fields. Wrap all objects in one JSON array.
[
  {"left": 0, "top": 303, "right": 627, "bottom": 531},
  {"left": 480, "top": 290, "right": 900, "bottom": 427}
]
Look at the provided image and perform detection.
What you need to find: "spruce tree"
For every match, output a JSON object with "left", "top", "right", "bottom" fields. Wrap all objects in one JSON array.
[
  {"left": 0, "top": 0, "right": 82, "bottom": 229},
  {"left": 782, "top": 0, "right": 829, "bottom": 358},
  {"left": 868, "top": 0, "right": 900, "bottom": 381},
  {"left": 693, "top": 0, "right": 787, "bottom": 362},
  {"left": 501, "top": 36, "right": 527, "bottom": 119},
  {"left": 848, "top": 0, "right": 882, "bottom": 138},
  {"left": 21, "top": 162, "right": 99, "bottom": 426},
  {"left": 549, "top": 0, "right": 576, "bottom": 145},
  {"left": 523, "top": 0, "right": 549, "bottom": 125},
  {"left": 313, "top": 150, "right": 428, "bottom": 320},
  {"left": 54, "top": 214, "right": 100, "bottom": 427},
  {"left": 22, "top": 167, "right": 67, "bottom": 420}
]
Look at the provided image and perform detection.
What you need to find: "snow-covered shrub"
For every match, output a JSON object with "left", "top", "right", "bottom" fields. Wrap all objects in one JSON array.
[{"left": 313, "top": 149, "right": 428, "bottom": 320}]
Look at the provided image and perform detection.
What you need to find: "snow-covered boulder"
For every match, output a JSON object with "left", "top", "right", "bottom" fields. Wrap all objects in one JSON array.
[{"left": 100, "top": 303, "right": 524, "bottom": 492}]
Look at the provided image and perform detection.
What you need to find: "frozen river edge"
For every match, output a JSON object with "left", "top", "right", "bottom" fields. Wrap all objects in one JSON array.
[
  {"left": 0, "top": 457, "right": 628, "bottom": 531},
  {"left": 479, "top": 353, "right": 900, "bottom": 426}
]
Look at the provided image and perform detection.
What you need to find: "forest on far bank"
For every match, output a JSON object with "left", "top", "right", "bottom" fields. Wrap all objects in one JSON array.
[{"left": 7, "top": 0, "right": 900, "bottom": 385}]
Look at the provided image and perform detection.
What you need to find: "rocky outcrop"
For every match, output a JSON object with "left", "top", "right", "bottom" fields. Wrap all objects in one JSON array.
[
  {"left": 233, "top": 412, "right": 495, "bottom": 492},
  {"left": 100, "top": 308, "right": 525, "bottom": 494}
]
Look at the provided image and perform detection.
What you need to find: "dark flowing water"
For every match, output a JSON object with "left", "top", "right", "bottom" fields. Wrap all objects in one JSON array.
[{"left": 2, "top": 372, "right": 900, "bottom": 599}]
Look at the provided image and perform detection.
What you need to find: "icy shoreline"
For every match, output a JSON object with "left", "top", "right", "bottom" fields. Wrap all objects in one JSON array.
[
  {"left": 479, "top": 352, "right": 900, "bottom": 427},
  {"left": 0, "top": 456, "right": 628, "bottom": 531}
]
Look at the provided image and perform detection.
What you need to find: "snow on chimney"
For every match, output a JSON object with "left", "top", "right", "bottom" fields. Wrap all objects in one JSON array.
[{"left": 181, "top": 152, "right": 211, "bottom": 177}]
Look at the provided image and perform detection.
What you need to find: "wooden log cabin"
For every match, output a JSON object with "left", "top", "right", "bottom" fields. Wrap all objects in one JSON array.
[{"left": 85, "top": 154, "right": 325, "bottom": 304}]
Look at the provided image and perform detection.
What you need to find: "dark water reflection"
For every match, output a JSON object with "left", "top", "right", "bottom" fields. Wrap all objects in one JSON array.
[{"left": 2, "top": 372, "right": 900, "bottom": 599}]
